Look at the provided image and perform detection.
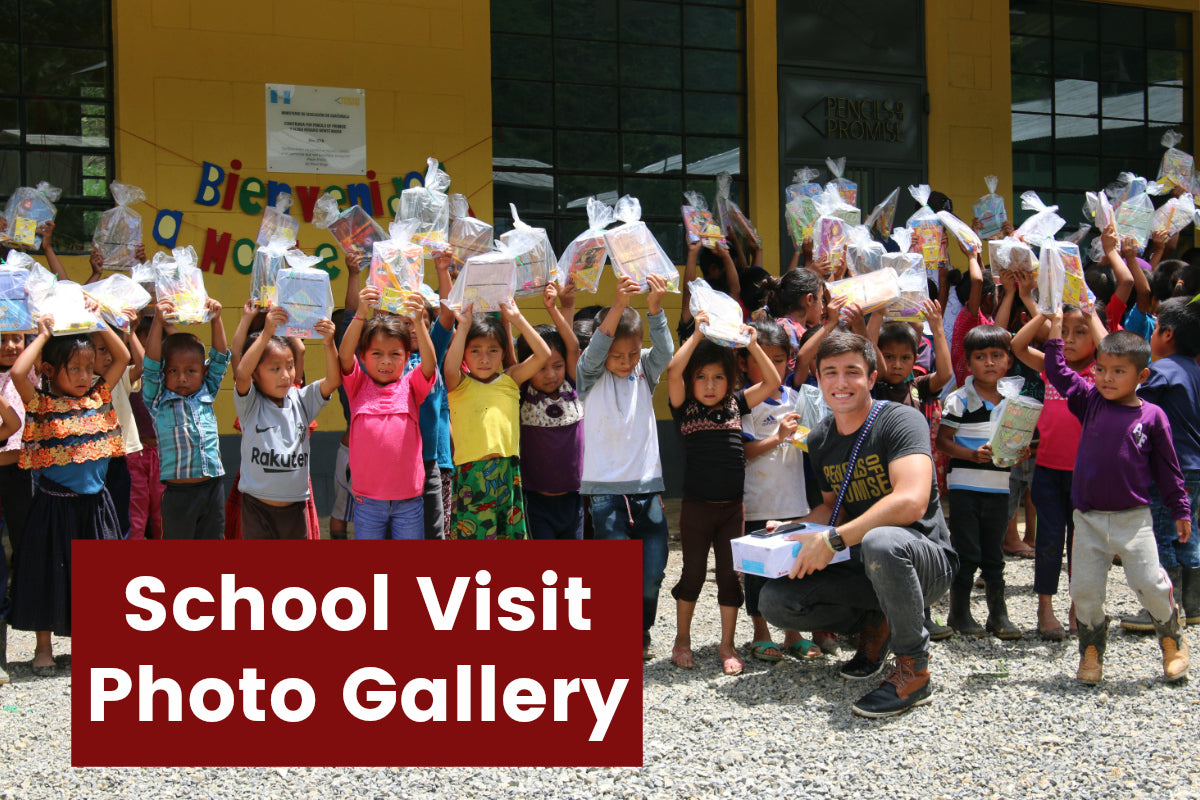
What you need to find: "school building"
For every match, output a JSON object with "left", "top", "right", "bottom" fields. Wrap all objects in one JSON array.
[{"left": 4, "top": 0, "right": 1195, "bottom": 505}]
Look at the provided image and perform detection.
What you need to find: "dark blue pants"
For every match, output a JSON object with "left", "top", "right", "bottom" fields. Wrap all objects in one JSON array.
[
  {"left": 526, "top": 491, "right": 584, "bottom": 540},
  {"left": 1031, "top": 464, "right": 1075, "bottom": 596},
  {"left": 948, "top": 490, "right": 1009, "bottom": 588}
]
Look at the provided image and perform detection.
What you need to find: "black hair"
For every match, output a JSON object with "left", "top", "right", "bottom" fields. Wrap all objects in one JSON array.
[
  {"left": 40, "top": 334, "right": 95, "bottom": 391},
  {"left": 1151, "top": 260, "right": 1187, "bottom": 302},
  {"left": 1180, "top": 246, "right": 1200, "bottom": 269},
  {"left": 947, "top": 267, "right": 996, "bottom": 306},
  {"left": 465, "top": 312, "right": 511, "bottom": 354},
  {"left": 740, "top": 266, "right": 772, "bottom": 313},
  {"left": 594, "top": 305, "right": 643, "bottom": 341},
  {"left": 763, "top": 267, "right": 822, "bottom": 318},
  {"left": 572, "top": 317, "right": 594, "bottom": 352},
  {"left": 245, "top": 331, "right": 293, "bottom": 361},
  {"left": 1085, "top": 266, "right": 1115, "bottom": 306},
  {"left": 927, "top": 190, "right": 953, "bottom": 214},
  {"left": 963, "top": 324, "right": 1012, "bottom": 357},
  {"left": 682, "top": 339, "right": 739, "bottom": 403},
  {"left": 573, "top": 304, "right": 603, "bottom": 323},
  {"left": 356, "top": 313, "right": 413, "bottom": 354},
  {"left": 697, "top": 247, "right": 722, "bottom": 278},
  {"left": 135, "top": 314, "right": 154, "bottom": 338},
  {"left": 161, "top": 332, "right": 206, "bottom": 367},
  {"left": 1097, "top": 330, "right": 1151, "bottom": 372},
  {"left": 815, "top": 331, "right": 876, "bottom": 374},
  {"left": 1156, "top": 297, "right": 1200, "bottom": 357},
  {"left": 878, "top": 321, "right": 920, "bottom": 356},
  {"left": 747, "top": 318, "right": 790, "bottom": 354},
  {"left": 1173, "top": 264, "right": 1200, "bottom": 298},
  {"left": 518, "top": 323, "right": 564, "bottom": 362}
]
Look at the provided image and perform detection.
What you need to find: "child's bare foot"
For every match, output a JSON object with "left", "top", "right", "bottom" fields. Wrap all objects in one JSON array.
[
  {"left": 31, "top": 648, "right": 55, "bottom": 672},
  {"left": 672, "top": 638, "right": 694, "bottom": 669},
  {"left": 1037, "top": 605, "right": 1066, "bottom": 641}
]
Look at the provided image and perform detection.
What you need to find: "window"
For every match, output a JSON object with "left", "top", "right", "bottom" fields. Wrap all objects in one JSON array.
[
  {"left": 0, "top": 0, "right": 114, "bottom": 254},
  {"left": 1011, "top": 0, "right": 1192, "bottom": 246},
  {"left": 491, "top": 0, "right": 747, "bottom": 262}
]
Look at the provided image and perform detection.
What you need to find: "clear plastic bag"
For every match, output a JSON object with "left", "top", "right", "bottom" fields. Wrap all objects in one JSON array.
[
  {"left": 312, "top": 192, "right": 387, "bottom": 258},
  {"left": 785, "top": 195, "right": 819, "bottom": 246},
  {"left": 443, "top": 248, "right": 519, "bottom": 313},
  {"left": 714, "top": 172, "right": 762, "bottom": 247},
  {"left": 370, "top": 219, "right": 425, "bottom": 314},
  {"left": 906, "top": 185, "right": 945, "bottom": 275},
  {"left": 1151, "top": 192, "right": 1195, "bottom": 237},
  {"left": 973, "top": 175, "right": 1008, "bottom": 240},
  {"left": 936, "top": 209, "right": 982, "bottom": 256},
  {"left": 1013, "top": 191, "right": 1066, "bottom": 246},
  {"left": 826, "top": 268, "right": 901, "bottom": 314},
  {"left": 1054, "top": 241, "right": 1093, "bottom": 312},
  {"left": 397, "top": 156, "right": 452, "bottom": 257},
  {"left": 1062, "top": 224, "right": 1091, "bottom": 245},
  {"left": 503, "top": 204, "right": 560, "bottom": 298},
  {"left": 812, "top": 186, "right": 858, "bottom": 272},
  {"left": 447, "top": 193, "right": 493, "bottom": 270},
  {"left": 34, "top": 279, "right": 103, "bottom": 335},
  {"left": 1113, "top": 172, "right": 1163, "bottom": 208},
  {"left": 92, "top": 182, "right": 145, "bottom": 270},
  {"left": 824, "top": 157, "right": 858, "bottom": 207},
  {"left": 83, "top": 274, "right": 151, "bottom": 332},
  {"left": 154, "top": 246, "right": 213, "bottom": 325},
  {"left": 1085, "top": 190, "right": 1116, "bottom": 231},
  {"left": 681, "top": 191, "right": 726, "bottom": 249},
  {"left": 846, "top": 225, "right": 885, "bottom": 276},
  {"left": 1158, "top": 130, "right": 1194, "bottom": 191},
  {"left": 0, "top": 261, "right": 31, "bottom": 332},
  {"left": 988, "top": 377, "right": 1042, "bottom": 468},
  {"left": 2, "top": 181, "right": 61, "bottom": 250},
  {"left": 883, "top": 252, "right": 929, "bottom": 322},
  {"left": 688, "top": 278, "right": 749, "bottom": 347},
  {"left": 1036, "top": 241, "right": 1066, "bottom": 315},
  {"left": 784, "top": 166, "right": 823, "bottom": 204},
  {"left": 603, "top": 195, "right": 680, "bottom": 293},
  {"left": 987, "top": 236, "right": 1037, "bottom": 285},
  {"left": 1114, "top": 190, "right": 1154, "bottom": 251},
  {"left": 865, "top": 186, "right": 899, "bottom": 239},
  {"left": 256, "top": 192, "right": 300, "bottom": 248},
  {"left": 276, "top": 265, "right": 334, "bottom": 339},
  {"left": 250, "top": 238, "right": 291, "bottom": 308},
  {"left": 559, "top": 197, "right": 613, "bottom": 294}
]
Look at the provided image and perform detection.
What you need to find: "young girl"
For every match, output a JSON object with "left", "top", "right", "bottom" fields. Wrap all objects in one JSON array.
[
  {"left": 337, "top": 286, "right": 436, "bottom": 540},
  {"left": 1012, "top": 303, "right": 1104, "bottom": 639},
  {"left": 516, "top": 283, "right": 584, "bottom": 539},
  {"left": 9, "top": 315, "right": 129, "bottom": 674},
  {"left": 235, "top": 306, "right": 340, "bottom": 539},
  {"left": 762, "top": 267, "right": 824, "bottom": 354},
  {"left": 445, "top": 299, "right": 550, "bottom": 540},
  {"left": 667, "top": 313, "right": 782, "bottom": 675}
]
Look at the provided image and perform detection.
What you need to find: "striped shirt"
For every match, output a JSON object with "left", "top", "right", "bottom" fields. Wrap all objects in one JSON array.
[
  {"left": 941, "top": 378, "right": 1009, "bottom": 493},
  {"left": 142, "top": 348, "right": 230, "bottom": 481}
]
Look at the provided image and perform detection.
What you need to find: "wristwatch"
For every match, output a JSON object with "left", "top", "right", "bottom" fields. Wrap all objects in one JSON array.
[{"left": 826, "top": 528, "right": 847, "bottom": 552}]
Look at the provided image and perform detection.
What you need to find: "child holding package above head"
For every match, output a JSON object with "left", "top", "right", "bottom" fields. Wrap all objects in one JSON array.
[
  {"left": 667, "top": 314, "right": 783, "bottom": 675},
  {"left": 92, "top": 312, "right": 145, "bottom": 539},
  {"left": 761, "top": 267, "right": 825, "bottom": 354},
  {"left": 445, "top": 298, "right": 550, "bottom": 540},
  {"left": 9, "top": 316, "right": 127, "bottom": 674},
  {"left": 516, "top": 282, "right": 584, "bottom": 540},
  {"left": 234, "top": 307, "right": 340, "bottom": 539},
  {"left": 936, "top": 324, "right": 1024, "bottom": 640},
  {"left": 578, "top": 273, "right": 674, "bottom": 658},
  {"left": 143, "top": 296, "right": 229, "bottom": 540},
  {"left": 1040, "top": 312, "right": 1192, "bottom": 684},
  {"left": 337, "top": 286, "right": 436, "bottom": 540},
  {"left": 125, "top": 315, "right": 165, "bottom": 540},
  {"left": 947, "top": 240, "right": 996, "bottom": 388},
  {"left": 1012, "top": 303, "right": 1101, "bottom": 640},
  {"left": 871, "top": 300, "right": 951, "bottom": 410}
]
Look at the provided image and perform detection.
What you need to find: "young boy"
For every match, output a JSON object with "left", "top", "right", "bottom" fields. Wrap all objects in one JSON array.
[
  {"left": 577, "top": 273, "right": 673, "bottom": 659},
  {"left": 936, "top": 324, "right": 1022, "bottom": 640},
  {"left": 1122, "top": 297, "right": 1200, "bottom": 630},
  {"left": 142, "top": 297, "right": 230, "bottom": 539},
  {"left": 872, "top": 300, "right": 952, "bottom": 410},
  {"left": 1041, "top": 311, "right": 1192, "bottom": 684}
]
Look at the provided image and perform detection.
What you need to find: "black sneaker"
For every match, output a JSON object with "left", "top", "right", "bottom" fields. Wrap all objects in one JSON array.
[
  {"left": 839, "top": 615, "right": 891, "bottom": 679},
  {"left": 851, "top": 655, "right": 933, "bottom": 718}
]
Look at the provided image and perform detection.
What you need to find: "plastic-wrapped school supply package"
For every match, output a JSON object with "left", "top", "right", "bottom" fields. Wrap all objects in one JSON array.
[
  {"left": 906, "top": 185, "right": 945, "bottom": 275},
  {"left": 715, "top": 172, "right": 762, "bottom": 248},
  {"left": 1085, "top": 190, "right": 1116, "bottom": 231},
  {"left": 153, "top": 246, "right": 214, "bottom": 325},
  {"left": 83, "top": 274, "right": 151, "bottom": 332},
  {"left": 826, "top": 268, "right": 901, "bottom": 314},
  {"left": 882, "top": 230, "right": 928, "bottom": 322},
  {"left": 865, "top": 186, "right": 899, "bottom": 239},
  {"left": 688, "top": 278, "right": 749, "bottom": 348},
  {"left": 2, "top": 182, "right": 60, "bottom": 250},
  {"left": 370, "top": 220, "right": 425, "bottom": 315},
  {"left": 1013, "top": 191, "right": 1066, "bottom": 246},
  {"left": 1151, "top": 192, "right": 1196, "bottom": 237},
  {"left": 502, "top": 204, "right": 559, "bottom": 297},
  {"left": 558, "top": 197, "right": 613, "bottom": 294},
  {"left": 603, "top": 195, "right": 680, "bottom": 293},
  {"left": 936, "top": 209, "right": 982, "bottom": 256},
  {"left": 92, "top": 182, "right": 145, "bottom": 270},
  {"left": 988, "top": 236, "right": 1037, "bottom": 285},
  {"left": 447, "top": 193, "right": 493, "bottom": 271},
  {"left": 824, "top": 157, "right": 857, "bottom": 208},
  {"left": 31, "top": 278, "right": 103, "bottom": 336},
  {"left": 276, "top": 260, "right": 334, "bottom": 339},
  {"left": 784, "top": 167, "right": 823, "bottom": 205},
  {"left": 681, "top": 191, "right": 726, "bottom": 249},
  {"left": 256, "top": 192, "right": 300, "bottom": 248},
  {"left": 1036, "top": 241, "right": 1068, "bottom": 315},
  {"left": 1043, "top": 239, "right": 1093, "bottom": 312},
  {"left": 785, "top": 195, "right": 818, "bottom": 247},
  {"left": 1063, "top": 223, "right": 1092, "bottom": 245},
  {"left": 0, "top": 256, "right": 31, "bottom": 332},
  {"left": 443, "top": 249, "right": 519, "bottom": 313},
  {"left": 988, "top": 377, "right": 1042, "bottom": 468},
  {"left": 973, "top": 175, "right": 1008, "bottom": 240},
  {"left": 811, "top": 217, "right": 847, "bottom": 276},
  {"left": 1158, "top": 130, "right": 1194, "bottom": 191},
  {"left": 1114, "top": 189, "right": 1154, "bottom": 250},
  {"left": 312, "top": 193, "right": 387, "bottom": 258},
  {"left": 398, "top": 156, "right": 452, "bottom": 256},
  {"left": 250, "top": 238, "right": 291, "bottom": 308},
  {"left": 846, "top": 225, "right": 885, "bottom": 276}
]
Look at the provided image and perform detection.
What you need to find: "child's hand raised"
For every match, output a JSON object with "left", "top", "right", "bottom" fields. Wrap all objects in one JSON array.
[
  {"left": 135, "top": 242, "right": 147, "bottom": 263},
  {"left": 453, "top": 300, "right": 475, "bottom": 327},
  {"left": 614, "top": 275, "right": 640, "bottom": 306},
  {"left": 241, "top": 298, "right": 257, "bottom": 318},
  {"left": 692, "top": 309, "right": 710, "bottom": 333},
  {"left": 359, "top": 284, "right": 380, "bottom": 308},
  {"left": 402, "top": 293, "right": 427, "bottom": 322},
  {"left": 89, "top": 248, "right": 104, "bottom": 274},
  {"left": 743, "top": 323, "right": 758, "bottom": 346},
  {"left": 842, "top": 302, "right": 866, "bottom": 336},
  {"left": 1119, "top": 235, "right": 1140, "bottom": 260},
  {"left": 542, "top": 281, "right": 559, "bottom": 311},
  {"left": 823, "top": 293, "right": 848, "bottom": 331},
  {"left": 499, "top": 298, "right": 523, "bottom": 326},
  {"left": 558, "top": 278, "right": 577, "bottom": 308},
  {"left": 920, "top": 298, "right": 943, "bottom": 326},
  {"left": 645, "top": 273, "right": 669, "bottom": 315},
  {"left": 204, "top": 297, "right": 223, "bottom": 316},
  {"left": 36, "top": 314, "right": 53, "bottom": 337},
  {"left": 37, "top": 220, "right": 55, "bottom": 250},
  {"left": 1013, "top": 269, "right": 1035, "bottom": 296},
  {"left": 262, "top": 306, "right": 288, "bottom": 335},
  {"left": 345, "top": 251, "right": 363, "bottom": 272},
  {"left": 1000, "top": 220, "right": 1015, "bottom": 238},
  {"left": 433, "top": 251, "right": 452, "bottom": 273},
  {"left": 83, "top": 295, "right": 101, "bottom": 314},
  {"left": 314, "top": 319, "right": 336, "bottom": 343},
  {"left": 1100, "top": 223, "right": 1119, "bottom": 254}
]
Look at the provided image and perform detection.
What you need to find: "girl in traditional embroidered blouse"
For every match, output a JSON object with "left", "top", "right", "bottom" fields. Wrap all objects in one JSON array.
[{"left": 8, "top": 314, "right": 129, "bottom": 675}]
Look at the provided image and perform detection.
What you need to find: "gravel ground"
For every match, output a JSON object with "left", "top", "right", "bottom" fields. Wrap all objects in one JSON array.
[{"left": 3, "top": 521, "right": 1200, "bottom": 800}]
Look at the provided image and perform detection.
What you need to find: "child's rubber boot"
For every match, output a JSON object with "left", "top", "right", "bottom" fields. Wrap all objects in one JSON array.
[
  {"left": 1181, "top": 567, "right": 1200, "bottom": 627},
  {"left": 923, "top": 606, "right": 953, "bottom": 642},
  {"left": 984, "top": 581, "right": 1022, "bottom": 640},
  {"left": 1076, "top": 621, "right": 1107, "bottom": 685},
  {"left": 0, "top": 620, "right": 8, "bottom": 686},
  {"left": 1154, "top": 610, "right": 1190, "bottom": 683},
  {"left": 946, "top": 583, "right": 985, "bottom": 637}
]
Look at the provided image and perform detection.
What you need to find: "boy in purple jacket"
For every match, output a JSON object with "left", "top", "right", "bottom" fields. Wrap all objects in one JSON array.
[{"left": 1040, "top": 310, "right": 1192, "bottom": 686}]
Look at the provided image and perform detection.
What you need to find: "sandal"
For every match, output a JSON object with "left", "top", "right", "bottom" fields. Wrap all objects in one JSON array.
[
  {"left": 748, "top": 640, "right": 784, "bottom": 662},
  {"left": 786, "top": 639, "right": 825, "bottom": 659},
  {"left": 720, "top": 654, "right": 744, "bottom": 676},
  {"left": 1004, "top": 545, "right": 1035, "bottom": 559},
  {"left": 1037, "top": 624, "right": 1066, "bottom": 642},
  {"left": 671, "top": 645, "right": 694, "bottom": 670}
]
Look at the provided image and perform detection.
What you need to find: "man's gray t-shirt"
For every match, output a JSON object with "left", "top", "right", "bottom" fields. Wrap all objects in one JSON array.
[
  {"left": 807, "top": 401, "right": 953, "bottom": 553},
  {"left": 235, "top": 383, "right": 330, "bottom": 503}
]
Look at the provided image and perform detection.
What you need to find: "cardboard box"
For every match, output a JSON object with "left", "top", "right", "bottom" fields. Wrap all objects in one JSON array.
[{"left": 731, "top": 522, "right": 849, "bottom": 579}]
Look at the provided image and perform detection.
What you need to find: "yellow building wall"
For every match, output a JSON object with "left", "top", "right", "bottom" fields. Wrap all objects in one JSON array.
[{"left": 110, "top": 0, "right": 494, "bottom": 431}]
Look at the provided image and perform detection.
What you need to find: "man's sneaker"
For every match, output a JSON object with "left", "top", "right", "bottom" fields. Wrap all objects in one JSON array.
[
  {"left": 851, "top": 654, "right": 932, "bottom": 718},
  {"left": 839, "top": 615, "right": 890, "bottom": 679}
]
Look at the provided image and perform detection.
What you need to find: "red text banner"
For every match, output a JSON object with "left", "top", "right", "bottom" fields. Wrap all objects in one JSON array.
[{"left": 72, "top": 541, "right": 643, "bottom": 767}]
